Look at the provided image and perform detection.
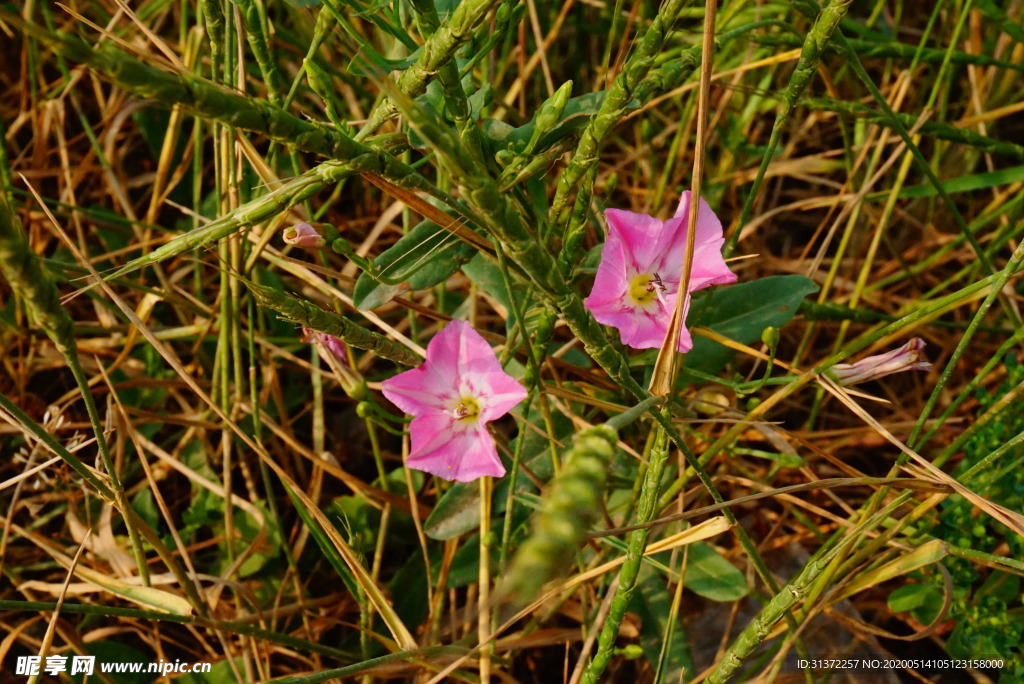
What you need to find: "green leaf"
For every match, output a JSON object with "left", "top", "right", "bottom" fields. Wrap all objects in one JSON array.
[
  {"left": 353, "top": 219, "right": 477, "bottom": 309},
  {"left": 172, "top": 658, "right": 244, "bottom": 684},
  {"left": 424, "top": 482, "right": 486, "bottom": 540},
  {"left": 630, "top": 566, "right": 695, "bottom": 681},
  {"left": 131, "top": 489, "right": 160, "bottom": 533},
  {"left": 685, "top": 275, "right": 819, "bottom": 375},
  {"left": 482, "top": 92, "right": 611, "bottom": 155},
  {"left": 887, "top": 582, "right": 944, "bottom": 626},
  {"left": 461, "top": 253, "right": 512, "bottom": 319},
  {"left": 389, "top": 546, "right": 436, "bottom": 628},
  {"left": 684, "top": 541, "right": 748, "bottom": 602}
]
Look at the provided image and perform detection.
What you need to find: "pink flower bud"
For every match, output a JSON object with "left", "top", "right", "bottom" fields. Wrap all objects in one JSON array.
[
  {"left": 302, "top": 328, "right": 347, "bottom": 362},
  {"left": 830, "top": 338, "right": 932, "bottom": 386},
  {"left": 283, "top": 222, "right": 326, "bottom": 249}
]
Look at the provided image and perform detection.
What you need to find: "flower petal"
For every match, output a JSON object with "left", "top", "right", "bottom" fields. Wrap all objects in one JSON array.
[
  {"left": 407, "top": 415, "right": 505, "bottom": 482},
  {"left": 688, "top": 239, "right": 738, "bottom": 291},
  {"left": 605, "top": 208, "right": 667, "bottom": 273},
  {"left": 381, "top": 366, "right": 454, "bottom": 415},
  {"left": 672, "top": 192, "right": 725, "bottom": 246},
  {"left": 382, "top": 320, "right": 494, "bottom": 416},
  {"left": 596, "top": 303, "right": 669, "bottom": 349},
  {"left": 478, "top": 371, "right": 529, "bottom": 421},
  {"left": 584, "top": 239, "right": 629, "bottom": 311}
]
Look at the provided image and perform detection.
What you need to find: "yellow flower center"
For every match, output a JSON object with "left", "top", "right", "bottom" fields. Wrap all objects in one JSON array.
[
  {"left": 453, "top": 396, "right": 481, "bottom": 423},
  {"left": 628, "top": 274, "right": 658, "bottom": 306}
]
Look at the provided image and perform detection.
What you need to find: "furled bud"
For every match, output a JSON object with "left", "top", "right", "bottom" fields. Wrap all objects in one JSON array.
[
  {"left": 302, "top": 327, "right": 347, "bottom": 362},
  {"left": 526, "top": 80, "right": 573, "bottom": 154},
  {"left": 829, "top": 338, "right": 932, "bottom": 386},
  {"left": 303, "top": 327, "right": 364, "bottom": 397},
  {"left": 534, "top": 80, "right": 573, "bottom": 134},
  {"left": 283, "top": 222, "right": 327, "bottom": 249}
]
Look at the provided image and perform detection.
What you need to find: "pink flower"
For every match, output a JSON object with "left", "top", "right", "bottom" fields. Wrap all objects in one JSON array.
[
  {"left": 584, "top": 192, "right": 737, "bottom": 352},
  {"left": 830, "top": 338, "right": 933, "bottom": 386},
  {"left": 283, "top": 222, "right": 327, "bottom": 249},
  {"left": 381, "top": 320, "right": 527, "bottom": 482}
]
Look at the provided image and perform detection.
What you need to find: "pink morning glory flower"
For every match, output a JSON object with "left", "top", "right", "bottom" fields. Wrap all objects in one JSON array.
[
  {"left": 584, "top": 191, "right": 737, "bottom": 352},
  {"left": 381, "top": 320, "right": 527, "bottom": 482}
]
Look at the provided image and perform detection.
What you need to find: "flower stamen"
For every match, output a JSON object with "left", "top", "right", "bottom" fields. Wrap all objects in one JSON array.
[
  {"left": 451, "top": 396, "right": 481, "bottom": 423},
  {"left": 628, "top": 274, "right": 658, "bottom": 305}
]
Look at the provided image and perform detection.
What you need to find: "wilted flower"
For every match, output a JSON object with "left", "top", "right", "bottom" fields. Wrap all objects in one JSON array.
[
  {"left": 381, "top": 320, "right": 527, "bottom": 482},
  {"left": 283, "top": 222, "right": 327, "bottom": 249},
  {"left": 584, "top": 191, "right": 737, "bottom": 352},
  {"left": 829, "top": 338, "right": 933, "bottom": 386}
]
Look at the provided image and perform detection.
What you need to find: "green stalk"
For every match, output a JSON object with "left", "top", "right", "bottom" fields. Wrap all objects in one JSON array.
[
  {"left": 580, "top": 420, "right": 671, "bottom": 683},
  {"left": 355, "top": 0, "right": 501, "bottom": 139},
  {"left": 21, "top": 25, "right": 389, "bottom": 164},
  {"left": 549, "top": 0, "right": 687, "bottom": 246},
  {"left": 104, "top": 154, "right": 474, "bottom": 283},
  {"left": 908, "top": 239, "right": 1024, "bottom": 449},
  {"left": 501, "top": 396, "right": 664, "bottom": 602},
  {"left": 237, "top": 0, "right": 284, "bottom": 105},
  {"left": 753, "top": 31, "right": 1024, "bottom": 72},
  {"left": 799, "top": 97, "right": 1024, "bottom": 160},
  {"left": 244, "top": 281, "right": 422, "bottom": 366},
  {"left": 408, "top": 0, "right": 488, "bottom": 171},
  {"left": 704, "top": 496, "right": 906, "bottom": 683}
]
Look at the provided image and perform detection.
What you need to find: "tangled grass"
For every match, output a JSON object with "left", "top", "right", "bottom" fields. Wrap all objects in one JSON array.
[{"left": 2, "top": 0, "right": 1024, "bottom": 682}]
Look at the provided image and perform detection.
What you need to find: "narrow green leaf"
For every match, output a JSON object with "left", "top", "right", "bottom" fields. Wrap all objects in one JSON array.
[
  {"left": 631, "top": 566, "right": 695, "bottom": 681},
  {"left": 353, "top": 219, "right": 477, "bottom": 310}
]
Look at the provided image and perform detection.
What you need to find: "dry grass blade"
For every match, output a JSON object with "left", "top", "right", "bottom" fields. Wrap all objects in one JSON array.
[
  {"left": 5, "top": 1, "right": 1024, "bottom": 679},
  {"left": 649, "top": 0, "right": 718, "bottom": 396},
  {"left": 818, "top": 375, "right": 1024, "bottom": 537}
]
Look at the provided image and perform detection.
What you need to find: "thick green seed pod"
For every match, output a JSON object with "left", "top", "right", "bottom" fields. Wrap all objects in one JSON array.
[{"left": 500, "top": 425, "right": 618, "bottom": 603}]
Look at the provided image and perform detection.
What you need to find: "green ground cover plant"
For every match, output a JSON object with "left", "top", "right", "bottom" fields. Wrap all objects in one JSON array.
[{"left": 1, "top": 0, "right": 1023, "bottom": 681}]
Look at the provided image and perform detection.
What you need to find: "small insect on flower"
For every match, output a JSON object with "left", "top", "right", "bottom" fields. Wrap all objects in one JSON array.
[
  {"left": 381, "top": 320, "right": 527, "bottom": 482},
  {"left": 282, "top": 222, "right": 328, "bottom": 249},
  {"left": 584, "top": 191, "right": 737, "bottom": 352},
  {"left": 829, "top": 338, "right": 933, "bottom": 386},
  {"left": 647, "top": 272, "right": 666, "bottom": 293}
]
